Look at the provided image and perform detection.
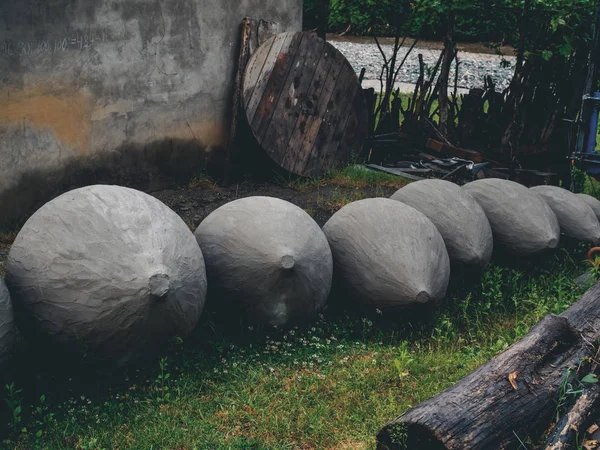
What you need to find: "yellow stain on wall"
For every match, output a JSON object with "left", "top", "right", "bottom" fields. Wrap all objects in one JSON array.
[{"left": 0, "top": 87, "right": 94, "bottom": 154}]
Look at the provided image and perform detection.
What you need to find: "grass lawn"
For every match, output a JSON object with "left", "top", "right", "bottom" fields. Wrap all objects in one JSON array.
[
  {"left": 0, "top": 169, "right": 598, "bottom": 450},
  {"left": 1, "top": 244, "right": 594, "bottom": 450}
]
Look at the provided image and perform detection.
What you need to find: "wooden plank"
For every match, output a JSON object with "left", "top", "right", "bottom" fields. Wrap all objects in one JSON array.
[
  {"left": 302, "top": 61, "right": 360, "bottom": 177},
  {"left": 333, "top": 81, "right": 369, "bottom": 169},
  {"left": 250, "top": 32, "right": 305, "bottom": 143},
  {"left": 244, "top": 19, "right": 280, "bottom": 56},
  {"left": 283, "top": 43, "right": 340, "bottom": 174},
  {"left": 243, "top": 34, "right": 278, "bottom": 118},
  {"left": 257, "top": 20, "right": 280, "bottom": 47},
  {"left": 243, "top": 21, "right": 274, "bottom": 106},
  {"left": 287, "top": 48, "right": 346, "bottom": 176},
  {"left": 260, "top": 33, "right": 325, "bottom": 161},
  {"left": 259, "top": 33, "right": 327, "bottom": 167},
  {"left": 223, "top": 18, "right": 253, "bottom": 185},
  {"left": 244, "top": 33, "right": 289, "bottom": 123}
]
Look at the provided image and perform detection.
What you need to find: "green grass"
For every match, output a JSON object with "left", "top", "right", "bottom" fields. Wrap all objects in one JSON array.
[
  {"left": 1, "top": 243, "right": 595, "bottom": 450},
  {"left": 290, "top": 165, "right": 412, "bottom": 192}
]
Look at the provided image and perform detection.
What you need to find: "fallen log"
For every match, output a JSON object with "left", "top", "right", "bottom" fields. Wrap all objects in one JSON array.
[
  {"left": 377, "top": 282, "right": 600, "bottom": 450},
  {"left": 544, "top": 385, "right": 600, "bottom": 449}
]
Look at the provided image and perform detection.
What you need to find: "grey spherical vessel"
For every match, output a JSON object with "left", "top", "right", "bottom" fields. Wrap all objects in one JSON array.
[
  {"left": 391, "top": 179, "right": 493, "bottom": 267},
  {"left": 463, "top": 179, "right": 560, "bottom": 256},
  {"left": 194, "top": 197, "right": 333, "bottom": 327},
  {"left": 6, "top": 185, "right": 207, "bottom": 366},
  {"left": 0, "top": 278, "right": 15, "bottom": 367},
  {"left": 323, "top": 198, "right": 450, "bottom": 310},
  {"left": 577, "top": 193, "right": 600, "bottom": 222},
  {"left": 531, "top": 186, "right": 600, "bottom": 243}
]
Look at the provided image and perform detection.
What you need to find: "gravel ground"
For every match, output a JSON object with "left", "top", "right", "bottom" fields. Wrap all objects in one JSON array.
[{"left": 330, "top": 39, "right": 516, "bottom": 93}]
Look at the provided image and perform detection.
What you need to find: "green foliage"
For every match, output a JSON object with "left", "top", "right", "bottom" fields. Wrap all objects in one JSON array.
[
  {"left": 304, "top": 0, "right": 410, "bottom": 36},
  {"left": 572, "top": 167, "right": 600, "bottom": 198},
  {"left": 5, "top": 382, "right": 23, "bottom": 431},
  {"left": 304, "top": 0, "right": 515, "bottom": 40},
  {"left": 303, "top": 0, "right": 595, "bottom": 47},
  {"left": 154, "top": 357, "right": 172, "bottom": 404},
  {"left": 554, "top": 365, "right": 599, "bottom": 428},
  {"left": 288, "top": 164, "right": 411, "bottom": 191}
]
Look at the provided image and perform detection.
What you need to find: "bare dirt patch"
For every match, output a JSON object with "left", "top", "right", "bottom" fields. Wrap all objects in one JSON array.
[{"left": 152, "top": 180, "right": 399, "bottom": 231}]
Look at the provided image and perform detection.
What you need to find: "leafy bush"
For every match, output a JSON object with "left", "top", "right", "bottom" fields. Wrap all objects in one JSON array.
[
  {"left": 303, "top": 0, "right": 593, "bottom": 44},
  {"left": 304, "top": 0, "right": 413, "bottom": 36}
]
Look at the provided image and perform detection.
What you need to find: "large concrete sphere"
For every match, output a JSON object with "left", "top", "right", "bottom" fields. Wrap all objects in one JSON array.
[
  {"left": 577, "top": 193, "right": 600, "bottom": 222},
  {"left": 194, "top": 197, "right": 333, "bottom": 327},
  {"left": 531, "top": 186, "right": 600, "bottom": 243},
  {"left": 0, "top": 278, "right": 15, "bottom": 367},
  {"left": 463, "top": 179, "right": 560, "bottom": 256},
  {"left": 323, "top": 198, "right": 450, "bottom": 310},
  {"left": 6, "top": 185, "right": 207, "bottom": 366},
  {"left": 391, "top": 179, "right": 493, "bottom": 267}
]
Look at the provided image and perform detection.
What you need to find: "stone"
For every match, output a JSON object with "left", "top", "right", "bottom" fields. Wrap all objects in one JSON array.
[
  {"left": 391, "top": 179, "right": 493, "bottom": 266},
  {"left": 577, "top": 193, "right": 600, "bottom": 222},
  {"left": 531, "top": 186, "right": 600, "bottom": 243},
  {"left": 323, "top": 198, "right": 450, "bottom": 310},
  {"left": 463, "top": 179, "right": 560, "bottom": 255},
  {"left": 194, "top": 196, "right": 333, "bottom": 327},
  {"left": 0, "top": 277, "right": 15, "bottom": 367},
  {"left": 6, "top": 185, "right": 207, "bottom": 366}
]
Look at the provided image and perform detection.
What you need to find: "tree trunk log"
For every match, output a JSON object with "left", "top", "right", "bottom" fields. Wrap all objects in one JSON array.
[
  {"left": 438, "top": 12, "right": 455, "bottom": 137},
  {"left": 544, "top": 385, "right": 600, "bottom": 449},
  {"left": 377, "top": 282, "right": 600, "bottom": 450}
]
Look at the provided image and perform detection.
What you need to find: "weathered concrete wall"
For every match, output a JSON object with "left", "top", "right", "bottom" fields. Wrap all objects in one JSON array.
[{"left": 0, "top": 0, "right": 302, "bottom": 227}]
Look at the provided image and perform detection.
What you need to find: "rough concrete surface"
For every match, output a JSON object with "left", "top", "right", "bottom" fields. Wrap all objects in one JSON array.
[
  {"left": 195, "top": 196, "right": 333, "bottom": 327},
  {"left": 323, "top": 198, "right": 450, "bottom": 310},
  {"left": 577, "top": 193, "right": 600, "bottom": 222},
  {"left": 0, "top": 277, "right": 15, "bottom": 368},
  {"left": 391, "top": 179, "right": 493, "bottom": 267},
  {"left": 531, "top": 186, "right": 600, "bottom": 243},
  {"left": 0, "top": 0, "right": 302, "bottom": 227},
  {"left": 6, "top": 185, "right": 207, "bottom": 366},
  {"left": 463, "top": 179, "right": 560, "bottom": 256}
]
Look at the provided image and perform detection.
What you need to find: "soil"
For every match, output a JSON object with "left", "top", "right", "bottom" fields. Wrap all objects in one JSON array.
[
  {"left": 0, "top": 178, "right": 398, "bottom": 271},
  {"left": 151, "top": 179, "right": 399, "bottom": 231}
]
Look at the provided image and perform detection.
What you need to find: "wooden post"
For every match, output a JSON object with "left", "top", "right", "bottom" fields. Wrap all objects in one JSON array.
[
  {"left": 438, "top": 11, "right": 455, "bottom": 137},
  {"left": 317, "top": 0, "right": 330, "bottom": 41},
  {"left": 223, "top": 19, "right": 252, "bottom": 186}
]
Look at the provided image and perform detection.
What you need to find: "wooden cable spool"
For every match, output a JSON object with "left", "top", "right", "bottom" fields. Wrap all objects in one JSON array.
[{"left": 242, "top": 31, "right": 368, "bottom": 178}]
